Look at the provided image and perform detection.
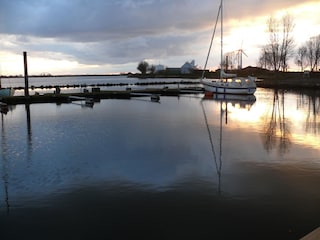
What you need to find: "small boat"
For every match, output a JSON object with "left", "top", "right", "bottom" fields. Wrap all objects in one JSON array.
[
  {"left": 200, "top": 0, "right": 256, "bottom": 95},
  {"left": 151, "top": 94, "right": 160, "bottom": 102},
  {"left": 0, "top": 75, "right": 15, "bottom": 97},
  {"left": 0, "top": 88, "right": 15, "bottom": 97}
]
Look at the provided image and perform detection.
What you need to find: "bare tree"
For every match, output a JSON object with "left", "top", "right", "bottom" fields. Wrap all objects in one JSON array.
[
  {"left": 306, "top": 35, "right": 320, "bottom": 71},
  {"left": 260, "top": 14, "right": 295, "bottom": 71},
  {"left": 280, "top": 14, "right": 295, "bottom": 71},
  {"left": 258, "top": 47, "right": 274, "bottom": 70},
  {"left": 295, "top": 46, "right": 308, "bottom": 71},
  {"left": 316, "top": 35, "right": 320, "bottom": 71},
  {"left": 267, "top": 16, "right": 281, "bottom": 71}
]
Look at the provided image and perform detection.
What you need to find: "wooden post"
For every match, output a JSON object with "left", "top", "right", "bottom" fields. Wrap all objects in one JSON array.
[{"left": 23, "top": 51, "right": 29, "bottom": 97}]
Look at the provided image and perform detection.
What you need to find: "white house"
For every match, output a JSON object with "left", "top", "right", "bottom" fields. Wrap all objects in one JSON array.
[
  {"left": 154, "top": 64, "right": 166, "bottom": 73},
  {"left": 181, "top": 60, "right": 197, "bottom": 74}
]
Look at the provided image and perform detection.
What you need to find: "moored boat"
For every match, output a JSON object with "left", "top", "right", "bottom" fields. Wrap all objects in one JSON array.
[
  {"left": 0, "top": 73, "right": 15, "bottom": 97},
  {"left": 0, "top": 88, "right": 15, "bottom": 97},
  {"left": 201, "top": 71, "right": 256, "bottom": 95}
]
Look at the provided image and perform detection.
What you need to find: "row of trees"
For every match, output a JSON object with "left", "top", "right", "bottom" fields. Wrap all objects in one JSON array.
[
  {"left": 295, "top": 35, "right": 320, "bottom": 71},
  {"left": 258, "top": 14, "right": 294, "bottom": 71},
  {"left": 257, "top": 14, "right": 320, "bottom": 72}
]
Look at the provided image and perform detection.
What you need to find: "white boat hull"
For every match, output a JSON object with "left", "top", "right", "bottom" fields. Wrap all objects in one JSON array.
[
  {"left": 201, "top": 78, "right": 256, "bottom": 95},
  {"left": 0, "top": 88, "right": 15, "bottom": 97}
]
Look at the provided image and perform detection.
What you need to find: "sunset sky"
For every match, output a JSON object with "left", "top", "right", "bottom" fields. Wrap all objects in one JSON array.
[{"left": 0, "top": 0, "right": 319, "bottom": 75}]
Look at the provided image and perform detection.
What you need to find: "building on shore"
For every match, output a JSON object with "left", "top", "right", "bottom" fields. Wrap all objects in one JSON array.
[
  {"left": 158, "top": 60, "right": 199, "bottom": 75},
  {"left": 181, "top": 60, "right": 198, "bottom": 74},
  {"left": 154, "top": 64, "right": 166, "bottom": 73}
]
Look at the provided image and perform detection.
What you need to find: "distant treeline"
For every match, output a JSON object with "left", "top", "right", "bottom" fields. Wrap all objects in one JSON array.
[{"left": 130, "top": 67, "right": 320, "bottom": 81}]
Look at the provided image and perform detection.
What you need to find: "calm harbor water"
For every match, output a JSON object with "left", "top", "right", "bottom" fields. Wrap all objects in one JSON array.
[{"left": 1, "top": 77, "right": 320, "bottom": 239}]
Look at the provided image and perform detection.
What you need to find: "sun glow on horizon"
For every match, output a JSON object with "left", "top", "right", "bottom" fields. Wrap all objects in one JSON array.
[
  {"left": 223, "top": 1, "right": 320, "bottom": 69},
  {"left": 0, "top": 51, "right": 106, "bottom": 75}
]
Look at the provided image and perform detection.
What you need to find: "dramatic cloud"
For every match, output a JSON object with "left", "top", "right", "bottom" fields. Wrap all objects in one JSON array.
[
  {"left": 1, "top": 0, "right": 214, "bottom": 39},
  {"left": 0, "top": 0, "right": 319, "bottom": 74}
]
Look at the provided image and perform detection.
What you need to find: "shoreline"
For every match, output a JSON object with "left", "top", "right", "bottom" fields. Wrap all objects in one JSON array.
[
  {"left": 2, "top": 66, "right": 320, "bottom": 90},
  {"left": 255, "top": 78, "right": 320, "bottom": 89},
  {"left": 8, "top": 78, "right": 319, "bottom": 91}
]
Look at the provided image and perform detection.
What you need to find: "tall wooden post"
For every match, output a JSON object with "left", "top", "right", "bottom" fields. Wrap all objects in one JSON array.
[{"left": 23, "top": 51, "right": 29, "bottom": 97}]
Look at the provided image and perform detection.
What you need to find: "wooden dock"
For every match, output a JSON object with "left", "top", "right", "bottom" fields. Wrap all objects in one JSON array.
[
  {"left": 301, "top": 227, "right": 320, "bottom": 240},
  {"left": 68, "top": 95, "right": 95, "bottom": 107},
  {"left": 0, "top": 87, "right": 204, "bottom": 105}
]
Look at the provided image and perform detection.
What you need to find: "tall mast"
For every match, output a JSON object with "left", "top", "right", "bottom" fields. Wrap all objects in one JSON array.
[{"left": 220, "top": 0, "right": 223, "bottom": 79}]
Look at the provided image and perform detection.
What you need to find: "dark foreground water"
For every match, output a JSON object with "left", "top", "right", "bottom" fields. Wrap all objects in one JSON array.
[{"left": 1, "top": 87, "right": 320, "bottom": 239}]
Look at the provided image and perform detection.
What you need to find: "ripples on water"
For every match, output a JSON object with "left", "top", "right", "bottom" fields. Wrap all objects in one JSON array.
[{"left": 0, "top": 78, "right": 320, "bottom": 239}]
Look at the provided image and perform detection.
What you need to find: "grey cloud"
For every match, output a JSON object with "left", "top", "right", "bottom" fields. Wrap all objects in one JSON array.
[
  {"left": 66, "top": 33, "right": 201, "bottom": 65},
  {"left": 0, "top": 31, "right": 200, "bottom": 66},
  {"left": 0, "top": 0, "right": 217, "bottom": 68},
  {"left": 1, "top": 0, "right": 309, "bottom": 40},
  {"left": 0, "top": 0, "right": 215, "bottom": 40}
]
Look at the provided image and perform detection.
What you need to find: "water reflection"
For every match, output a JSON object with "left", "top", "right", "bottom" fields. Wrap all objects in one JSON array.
[
  {"left": 201, "top": 93, "right": 257, "bottom": 194},
  {"left": 1, "top": 113, "right": 10, "bottom": 214},
  {"left": 262, "top": 89, "right": 292, "bottom": 155},
  {"left": 261, "top": 89, "right": 320, "bottom": 153},
  {"left": 297, "top": 91, "right": 320, "bottom": 135},
  {"left": 205, "top": 93, "right": 256, "bottom": 110},
  {"left": 25, "top": 104, "right": 32, "bottom": 165},
  {"left": 201, "top": 98, "right": 222, "bottom": 194},
  {"left": 1, "top": 92, "right": 320, "bottom": 239},
  {"left": 1, "top": 104, "right": 33, "bottom": 214}
]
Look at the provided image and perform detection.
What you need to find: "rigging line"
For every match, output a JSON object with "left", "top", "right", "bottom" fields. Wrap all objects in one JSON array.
[{"left": 201, "top": 3, "right": 222, "bottom": 80}]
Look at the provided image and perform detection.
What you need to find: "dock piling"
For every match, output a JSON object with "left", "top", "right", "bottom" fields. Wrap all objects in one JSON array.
[{"left": 23, "top": 51, "right": 29, "bottom": 97}]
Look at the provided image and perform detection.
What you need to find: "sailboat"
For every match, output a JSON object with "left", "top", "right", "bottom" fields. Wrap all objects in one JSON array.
[{"left": 201, "top": 0, "right": 256, "bottom": 95}]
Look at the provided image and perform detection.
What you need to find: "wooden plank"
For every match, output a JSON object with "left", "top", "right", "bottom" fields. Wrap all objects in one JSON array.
[
  {"left": 301, "top": 227, "right": 320, "bottom": 240},
  {"left": 68, "top": 96, "right": 87, "bottom": 100}
]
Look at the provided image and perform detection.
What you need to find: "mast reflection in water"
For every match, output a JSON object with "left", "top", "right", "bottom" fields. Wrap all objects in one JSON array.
[{"left": 0, "top": 88, "right": 320, "bottom": 240}]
